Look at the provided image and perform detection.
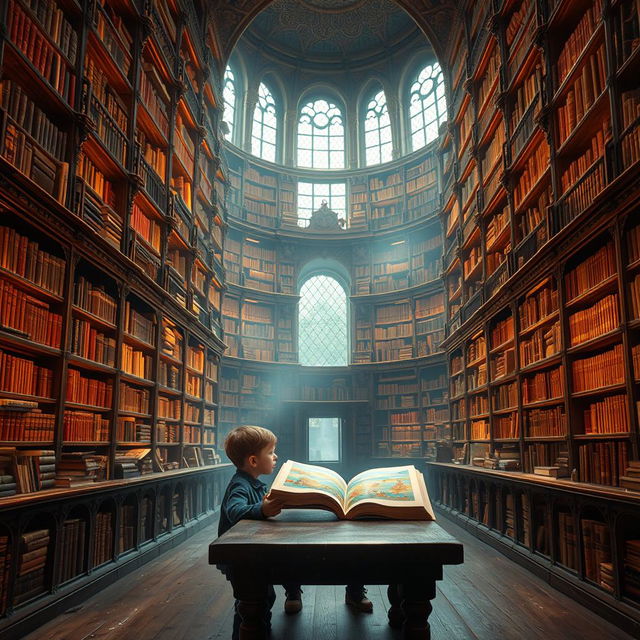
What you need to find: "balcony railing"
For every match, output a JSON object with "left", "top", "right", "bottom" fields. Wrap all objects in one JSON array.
[
  {"left": 514, "top": 219, "right": 547, "bottom": 270},
  {"left": 554, "top": 156, "right": 605, "bottom": 234},
  {"left": 92, "top": 2, "right": 132, "bottom": 79},
  {"left": 183, "top": 76, "right": 201, "bottom": 121},
  {"left": 461, "top": 289, "right": 483, "bottom": 323},
  {"left": 484, "top": 259, "right": 509, "bottom": 300},
  {"left": 510, "top": 97, "right": 538, "bottom": 162},
  {"left": 139, "top": 156, "right": 167, "bottom": 211},
  {"left": 89, "top": 95, "right": 127, "bottom": 167},
  {"left": 149, "top": 3, "right": 177, "bottom": 74}
]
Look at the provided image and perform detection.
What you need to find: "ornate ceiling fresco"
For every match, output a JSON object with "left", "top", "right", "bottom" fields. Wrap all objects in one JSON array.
[{"left": 210, "top": 0, "right": 457, "bottom": 65}]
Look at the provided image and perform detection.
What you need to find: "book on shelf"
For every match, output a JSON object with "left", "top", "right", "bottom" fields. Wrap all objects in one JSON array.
[
  {"left": 268, "top": 460, "right": 434, "bottom": 520},
  {"left": 54, "top": 517, "right": 86, "bottom": 584},
  {"left": 55, "top": 451, "right": 108, "bottom": 487},
  {"left": 7, "top": 0, "right": 77, "bottom": 107},
  {"left": 13, "top": 528, "right": 50, "bottom": 604},
  {"left": 555, "top": 0, "right": 604, "bottom": 86},
  {"left": 5, "top": 448, "right": 57, "bottom": 493}
]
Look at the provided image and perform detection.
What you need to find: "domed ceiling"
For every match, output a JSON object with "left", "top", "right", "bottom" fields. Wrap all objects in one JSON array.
[
  {"left": 211, "top": 0, "right": 457, "bottom": 65},
  {"left": 242, "top": 0, "right": 422, "bottom": 65}
]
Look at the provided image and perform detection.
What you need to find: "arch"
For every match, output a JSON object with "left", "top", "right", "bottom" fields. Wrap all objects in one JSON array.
[
  {"left": 94, "top": 499, "right": 117, "bottom": 568},
  {"left": 408, "top": 60, "right": 447, "bottom": 150},
  {"left": 223, "top": 64, "right": 238, "bottom": 142},
  {"left": 141, "top": 491, "right": 155, "bottom": 542},
  {"left": 120, "top": 493, "right": 139, "bottom": 554},
  {"left": 298, "top": 266, "right": 350, "bottom": 366},
  {"left": 297, "top": 95, "right": 346, "bottom": 169},
  {"left": 362, "top": 84, "right": 393, "bottom": 166},
  {"left": 251, "top": 81, "right": 279, "bottom": 162}
]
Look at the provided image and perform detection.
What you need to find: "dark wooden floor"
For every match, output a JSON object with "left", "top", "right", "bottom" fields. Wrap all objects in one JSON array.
[{"left": 24, "top": 514, "right": 634, "bottom": 640}]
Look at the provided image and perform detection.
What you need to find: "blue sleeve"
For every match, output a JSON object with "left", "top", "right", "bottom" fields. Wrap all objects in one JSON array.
[{"left": 222, "top": 484, "right": 265, "bottom": 527}]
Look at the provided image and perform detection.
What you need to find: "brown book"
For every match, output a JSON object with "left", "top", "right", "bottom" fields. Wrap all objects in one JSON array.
[{"left": 268, "top": 460, "right": 434, "bottom": 520}]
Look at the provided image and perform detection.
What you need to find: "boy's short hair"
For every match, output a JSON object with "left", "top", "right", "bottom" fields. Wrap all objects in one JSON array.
[{"left": 224, "top": 425, "right": 276, "bottom": 468}]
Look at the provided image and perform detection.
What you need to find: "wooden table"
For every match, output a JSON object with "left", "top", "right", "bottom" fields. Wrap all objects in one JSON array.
[{"left": 209, "top": 510, "right": 464, "bottom": 639}]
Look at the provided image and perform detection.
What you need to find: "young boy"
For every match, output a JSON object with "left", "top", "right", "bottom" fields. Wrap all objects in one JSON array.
[
  {"left": 217, "top": 425, "right": 372, "bottom": 638},
  {"left": 217, "top": 425, "right": 302, "bottom": 638}
]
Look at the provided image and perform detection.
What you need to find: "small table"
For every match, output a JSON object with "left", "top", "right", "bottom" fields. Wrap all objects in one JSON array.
[{"left": 209, "top": 510, "right": 463, "bottom": 639}]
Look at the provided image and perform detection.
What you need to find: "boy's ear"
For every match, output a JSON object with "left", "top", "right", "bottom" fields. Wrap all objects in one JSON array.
[{"left": 247, "top": 454, "right": 258, "bottom": 468}]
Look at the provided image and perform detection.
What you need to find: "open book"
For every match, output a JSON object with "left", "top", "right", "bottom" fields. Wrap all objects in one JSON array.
[{"left": 268, "top": 460, "right": 435, "bottom": 520}]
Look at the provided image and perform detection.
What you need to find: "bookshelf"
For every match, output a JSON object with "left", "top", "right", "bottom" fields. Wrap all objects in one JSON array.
[
  {"left": 0, "top": 0, "right": 227, "bottom": 491},
  {"left": 437, "top": 8, "right": 640, "bottom": 628},
  {"left": 0, "top": 0, "right": 230, "bottom": 629},
  {"left": 224, "top": 146, "right": 442, "bottom": 231}
]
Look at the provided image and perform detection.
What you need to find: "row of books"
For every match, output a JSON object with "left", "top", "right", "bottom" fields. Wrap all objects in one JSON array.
[
  {"left": 0, "top": 348, "right": 54, "bottom": 397},
  {"left": 74, "top": 276, "right": 117, "bottom": 324},
  {"left": 564, "top": 243, "right": 615, "bottom": 302},
  {"left": 71, "top": 319, "right": 117, "bottom": 366},
  {"left": 0, "top": 408, "right": 55, "bottom": 442},
  {"left": 1, "top": 79, "right": 67, "bottom": 160},
  {"left": 555, "top": 45, "right": 606, "bottom": 147},
  {"left": 116, "top": 417, "right": 151, "bottom": 443},
  {"left": 568, "top": 293, "right": 619, "bottom": 346},
  {"left": 554, "top": 0, "right": 604, "bottom": 85},
  {"left": 8, "top": 1, "right": 77, "bottom": 106},
  {"left": 66, "top": 369, "right": 113, "bottom": 408},
  {"left": 0, "top": 225, "right": 65, "bottom": 296},
  {"left": 571, "top": 343, "right": 624, "bottom": 392}
]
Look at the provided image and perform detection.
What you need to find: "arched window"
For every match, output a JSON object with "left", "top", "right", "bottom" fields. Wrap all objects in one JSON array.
[
  {"left": 363, "top": 89, "right": 392, "bottom": 166},
  {"left": 297, "top": 98, "right": 345, "bottom": 169},
  {"left": 251, "top": 82, "right": 278, "bottom": 162},
  {"left": 223, "top": 66, "right": 236, "bottom": 141},
  {"left": 409, "top": 61, "right": 447, "bottom": 150},
  {"left": 298, "top": 275, "right": 348, "bottom": 366}
]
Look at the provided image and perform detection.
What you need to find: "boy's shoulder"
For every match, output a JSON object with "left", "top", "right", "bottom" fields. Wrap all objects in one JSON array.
[{"left": 226, "top": 469, "right": 267, "bottom": 491}]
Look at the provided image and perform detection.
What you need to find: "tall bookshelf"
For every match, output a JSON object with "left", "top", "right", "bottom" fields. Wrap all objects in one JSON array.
[
  {"left": 436, "top": 0, "right": 640, "bottom": 631},
  {"left": 0, "top": 0, "right": 227, "bottom": 504},
  {"left": 0, "top": 0, "right": 231, "bottom": 632},
  {"left": 441, "top": 0, "right": 640, "bottom": 486}
]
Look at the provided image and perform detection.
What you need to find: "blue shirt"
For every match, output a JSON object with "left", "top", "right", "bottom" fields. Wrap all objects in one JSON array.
[{"left": 218, "top": 469, "right": 268, "bottom": 537}]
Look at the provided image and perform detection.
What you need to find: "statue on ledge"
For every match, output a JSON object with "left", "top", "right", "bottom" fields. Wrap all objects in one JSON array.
[{"left": 307, "top": 200, "right": 346, "bottom": 231}]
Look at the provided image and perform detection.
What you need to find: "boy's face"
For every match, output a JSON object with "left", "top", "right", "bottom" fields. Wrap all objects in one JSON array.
[{"left": 246, "top": 443, "right": 278, "bottom": 477}]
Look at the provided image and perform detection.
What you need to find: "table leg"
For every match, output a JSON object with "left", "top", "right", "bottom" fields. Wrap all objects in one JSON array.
[
  {"left": 387, "top": 584, "right": 405, "bottom": 629},
  {"left": 232, "top": 579, "right": 272, "bottom": 640},
  {"left": 400, "top": 578, "right": 437, "bottom": 640}
]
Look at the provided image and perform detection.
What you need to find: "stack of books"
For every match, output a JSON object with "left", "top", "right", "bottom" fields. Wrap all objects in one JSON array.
[
  {"left": 620, "top": 460, "right": 640, "bottom": 491},
  {"left": 0, "top": 448, "right": 16, "bottom": 497},
  {"left": 56, "top": 452, "right": 107, "bottom": 487},
  {"left": 14, "top": 449, "right": 56, "bottom": 493},
  {"left": 13, "top": 529, "right": 49, "bottom": 605},
  {"left": 114, "top": 448, "right": 151, "bottom": 478}
]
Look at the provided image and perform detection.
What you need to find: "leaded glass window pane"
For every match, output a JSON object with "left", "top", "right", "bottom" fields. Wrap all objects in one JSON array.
[
  {"left": 409, "top": 62, "right": 447, "bottom": 150},
  {"left": 297, "top": 99, "right": 345, "bottom": 169},
  {"left": 363, "top": 89, "right": 393, "bottom": 166},
  {"left": 251, "top": 82, "right": 278, "bottom": 162},
  {"left": 223, "top": 66, "right": 236, "bottom": 141},
  {"left": 298, "top": 275, "right": 348, "bottom": 366},
  {"left": 297, "top": 182, "right": 346, "bottom": 227}
]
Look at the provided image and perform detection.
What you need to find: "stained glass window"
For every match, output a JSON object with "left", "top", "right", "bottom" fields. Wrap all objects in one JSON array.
[
  {"left": 223, "top": 66, "right": 236, "bottom": 141},
  {"left": 297, "top": 182, "right": 346, "bottom": 227},
  {"left": 409, "top": 62, "right": 447, "bottom": 150},
  {"left": 251, "top": 82, "right": 278, "bottom": 162},
  {"left": 364, "top": 89, "right": 393, "bottom": 166},
  {"left": 297, "top": 99, "right": 345, "bottom": 169},
  {"left": 298, "top": 275, "right": 348, "bottom": 366}
]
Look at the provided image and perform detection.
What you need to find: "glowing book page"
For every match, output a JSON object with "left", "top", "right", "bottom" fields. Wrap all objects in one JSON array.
[
  {"left": 344, "top": 465, "right": 434, "bottom": 519},
  {"left": 270, "top": 460, "right": 348, "bottom": 511}
]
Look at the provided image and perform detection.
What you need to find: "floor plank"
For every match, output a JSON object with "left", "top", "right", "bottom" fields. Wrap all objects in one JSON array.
[{"left": 23, "top": 515, "right": 635, "bottom": 640}]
